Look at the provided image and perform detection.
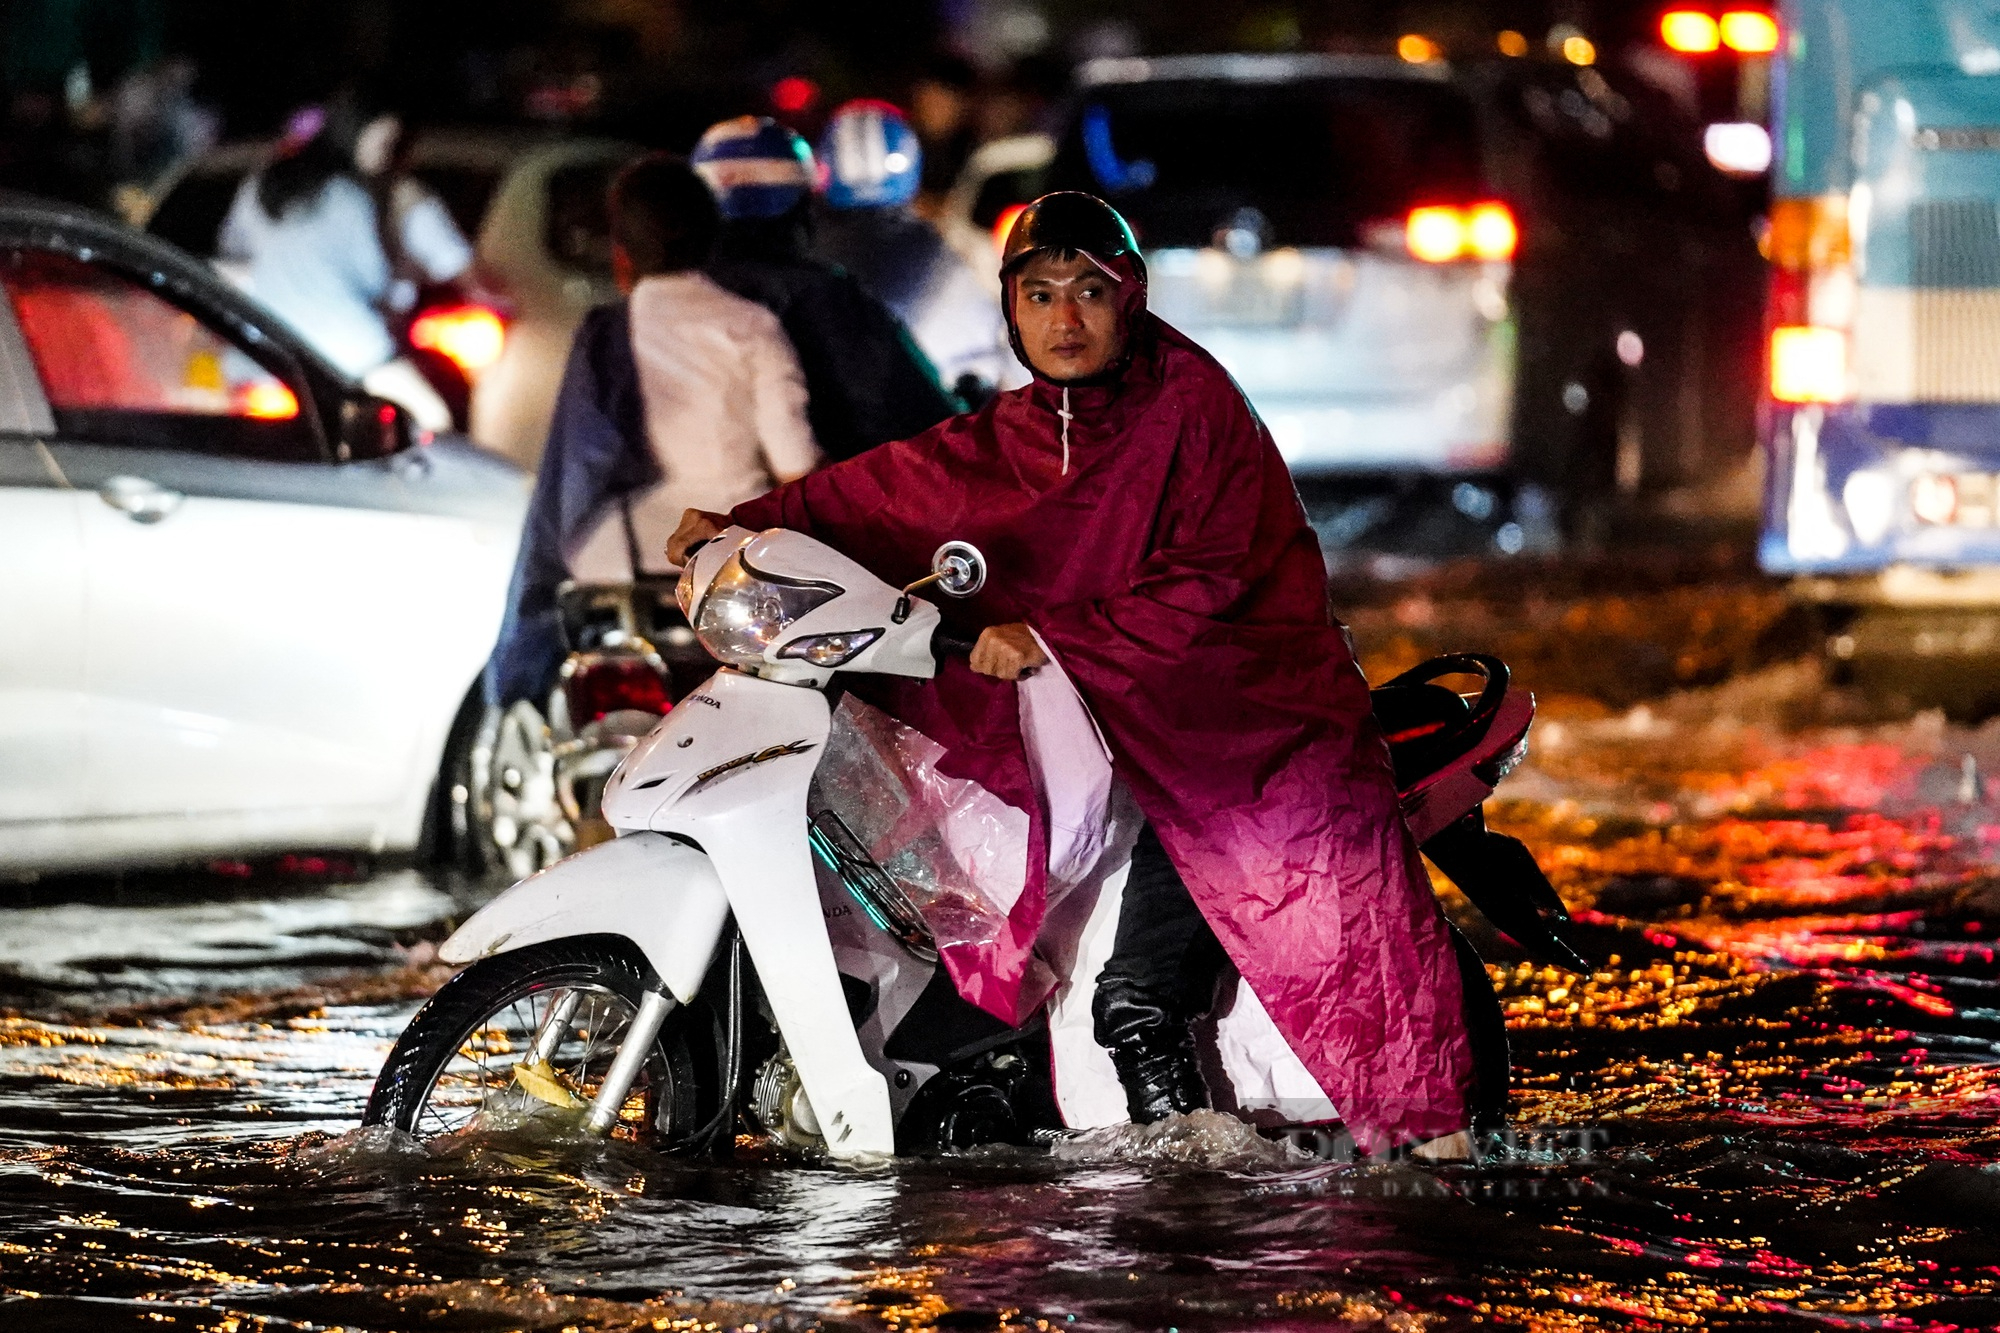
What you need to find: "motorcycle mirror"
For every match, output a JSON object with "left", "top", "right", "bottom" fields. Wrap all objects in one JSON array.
[
  {"left": 928, "top": 541, "right": 987, "bottom": 597},
  {"left": 893, "top": 541, "right": 986, "bottom": 624}
]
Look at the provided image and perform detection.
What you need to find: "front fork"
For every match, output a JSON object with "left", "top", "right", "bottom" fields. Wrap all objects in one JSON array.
[
  {"left": 560, "top": 932, "right": 747, "bottom": 1144},
  {"left": 584, "top": 990, "right": 679, "bottom": 1133}
]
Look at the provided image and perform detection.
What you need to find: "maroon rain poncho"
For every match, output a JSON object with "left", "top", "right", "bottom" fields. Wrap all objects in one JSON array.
[{"left": 731, "top": 251, "right": 1473, "bottom": 1150}]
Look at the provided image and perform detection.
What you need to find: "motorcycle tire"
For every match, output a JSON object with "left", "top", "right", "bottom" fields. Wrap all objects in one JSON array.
[{"left": 363, "top": 936, "right": 722, "bottom": 1149}]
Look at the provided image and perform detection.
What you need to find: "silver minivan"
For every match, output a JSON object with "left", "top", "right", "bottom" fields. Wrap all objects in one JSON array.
[{"left": 1048, "top": 54, "right": 1515, "bottom": 476}]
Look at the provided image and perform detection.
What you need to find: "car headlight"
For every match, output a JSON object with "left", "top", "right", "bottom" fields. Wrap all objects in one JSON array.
[{"left": 692, "top": 550, "right": 842, "bottom": 668}]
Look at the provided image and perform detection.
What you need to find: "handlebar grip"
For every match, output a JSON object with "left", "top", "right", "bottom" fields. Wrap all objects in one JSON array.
[{"left": 931, "top": 627, "right": 980, "bottom": 658}]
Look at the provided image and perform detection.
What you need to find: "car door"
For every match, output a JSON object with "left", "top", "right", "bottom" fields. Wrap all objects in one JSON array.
[
  {"left": 0, "top": 236, "right": 484, "bottom": 845},
  {"left": 0, "top": 295, "right": 87, "bottom": 851}
]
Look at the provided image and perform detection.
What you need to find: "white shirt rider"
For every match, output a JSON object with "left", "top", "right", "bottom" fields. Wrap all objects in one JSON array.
[{"left": 565, "top": 271, "right": 821, "bottom": 582}]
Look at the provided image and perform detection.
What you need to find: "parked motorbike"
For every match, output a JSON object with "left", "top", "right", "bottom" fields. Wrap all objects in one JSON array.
[
  {"left": 471, "top": 580, "right": 715, "bottom": 879},
  {"left": 369, "top": 527, "right": 1580, "bottom": 1158}
]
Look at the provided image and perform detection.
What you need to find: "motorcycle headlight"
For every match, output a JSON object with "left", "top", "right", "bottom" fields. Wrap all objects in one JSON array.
[
  {"left": 777, "top": 628, "right": 883, "bottom": 667},
  {"left": 676, "top": 559, "right": 699, "bottom": 617},
  {"left": 693, "top": 550, "right": 842, "bottom": 668}
]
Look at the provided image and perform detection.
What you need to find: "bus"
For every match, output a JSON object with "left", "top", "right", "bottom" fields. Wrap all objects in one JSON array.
[{"left": 1761, "top": 0, "right": 2000, "bottom": 709}]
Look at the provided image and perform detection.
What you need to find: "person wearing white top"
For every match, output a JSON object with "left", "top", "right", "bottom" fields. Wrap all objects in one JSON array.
[
  {"left": 565, "top": 160, "right": 820, "bottom": 582},
  {"left": 485, "top": 153, "right": 820, "bottom": 709},
  {"left": 218, "top": 105, "right": 472, "bottom": 432}
]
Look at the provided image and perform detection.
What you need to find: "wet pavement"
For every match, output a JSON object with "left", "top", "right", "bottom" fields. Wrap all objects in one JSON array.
[{"left": 4, "top": 569, "right": 1999, "bottom": 1332}]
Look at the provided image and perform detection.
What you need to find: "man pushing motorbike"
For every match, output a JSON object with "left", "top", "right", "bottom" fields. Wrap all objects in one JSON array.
[{"left": 669, "top": 192, "right": 1475, "bottom": 1158}]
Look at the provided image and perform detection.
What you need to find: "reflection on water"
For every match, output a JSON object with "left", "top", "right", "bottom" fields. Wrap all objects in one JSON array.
[{"left": 2, "top": 660, "right": 1998, "bottom": 1330}]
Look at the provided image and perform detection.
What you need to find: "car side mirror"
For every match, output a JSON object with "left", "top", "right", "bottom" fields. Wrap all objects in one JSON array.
[{"left": 337, "top": 394, "right": 412, "bottom": 461}]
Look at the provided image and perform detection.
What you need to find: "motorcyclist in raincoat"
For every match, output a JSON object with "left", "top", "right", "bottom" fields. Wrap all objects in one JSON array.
[{"left": 670, "top": 193, "right": 1475, "bottom": 1157}]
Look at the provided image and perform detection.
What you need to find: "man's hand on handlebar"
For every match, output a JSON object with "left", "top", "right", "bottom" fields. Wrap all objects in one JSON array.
[
  {"left": 667, "top": 509, "right": 731, "bottom": 566},
  {"left": 969, "top": 623, "right": 1049, "bottom": 681}
]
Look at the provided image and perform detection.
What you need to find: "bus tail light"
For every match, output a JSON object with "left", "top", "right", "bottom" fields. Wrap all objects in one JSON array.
[
  {"left": 1720, "top": 11, "right": 1780, "bottom": 54},
  {"left": 1770, "top": 325, "right": 1850, "bottom": 403}
]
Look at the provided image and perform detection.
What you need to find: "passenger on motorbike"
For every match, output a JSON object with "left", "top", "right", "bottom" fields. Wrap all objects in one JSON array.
[
  {"left": 218, "top": 100, "right": 468, "bottom": 433},
  {"left": 810, "top": 99, "right": 1025, "bottom": 405},
  {"left": 692, "top": 116, "right": 960, "bottom": 462},
  {"left": 670, "top": 192, "right": 1476, "bottom": 1157},
  {"left": 485, "top": 154, "right": 819, "bottom": 712}
]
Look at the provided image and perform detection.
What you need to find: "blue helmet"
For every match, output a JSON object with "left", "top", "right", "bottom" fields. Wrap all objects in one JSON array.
[
  {"left": 817, "top": 100, "right": 922, "bottom": 210},
  {"left": 691, "top": 116, "right": 817, "bottom": 220}
]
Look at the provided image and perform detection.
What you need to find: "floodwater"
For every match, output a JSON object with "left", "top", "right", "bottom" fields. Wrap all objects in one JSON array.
[{"left": 4, "top": 639, "right": 1999, "bottom": 1329}]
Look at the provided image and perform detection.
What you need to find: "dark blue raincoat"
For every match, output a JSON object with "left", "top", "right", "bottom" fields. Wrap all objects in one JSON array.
[{"left": 483, "top": 304, "right": 654, "bottom": 708}]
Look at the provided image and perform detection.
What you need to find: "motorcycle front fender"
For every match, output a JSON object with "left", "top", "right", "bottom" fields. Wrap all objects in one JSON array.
[{"left": 437, "top": 832, "right": 731, "bottom": 1005}]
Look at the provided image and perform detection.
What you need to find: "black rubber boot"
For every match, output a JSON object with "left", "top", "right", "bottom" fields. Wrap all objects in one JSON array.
[
  {"left": 1091, "top": 824, "right": 1224, "bottom": 1124},
  {"left": 1093, "top": 982, "right": 1210, "bottom": 1124}
]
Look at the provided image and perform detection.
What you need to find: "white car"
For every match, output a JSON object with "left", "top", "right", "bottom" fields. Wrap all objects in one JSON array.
[
  {"left": 944, "top": 57, "right": 1517, "bottom": 478},
  {"left": 141, "top": 129, "right": 643, "bottom": 469},
  {"left": 0, "top": 199, "right": 528, "bottom": 876}
]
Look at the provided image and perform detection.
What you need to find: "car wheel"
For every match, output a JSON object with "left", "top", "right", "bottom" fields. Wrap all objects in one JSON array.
[
  {"left": 472, "top": 700, "right": 576, "bottom": 880},
  {"left": 425, "top": 683, "right": 488, "bottom": 875}
]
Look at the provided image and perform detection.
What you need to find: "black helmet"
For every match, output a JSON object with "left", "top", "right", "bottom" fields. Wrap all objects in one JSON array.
[{"left": 999, "top": 191, "right": 1145, "bottom": 283}]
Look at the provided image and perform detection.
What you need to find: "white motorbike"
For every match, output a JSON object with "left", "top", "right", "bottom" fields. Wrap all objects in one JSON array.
[{"left": 366, "top": 527, "right": 1580, "bottom": 1158}]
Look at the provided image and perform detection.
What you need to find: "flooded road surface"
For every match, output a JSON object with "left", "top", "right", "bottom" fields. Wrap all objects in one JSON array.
[{"left": 4, "top": 654, "right": 1999, "bottom": 1330}]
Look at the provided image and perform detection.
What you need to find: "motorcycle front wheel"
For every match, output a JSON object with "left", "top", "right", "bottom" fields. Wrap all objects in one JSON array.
[{"left": 364, "top": 937, "right": 723, "bottom": 1148}]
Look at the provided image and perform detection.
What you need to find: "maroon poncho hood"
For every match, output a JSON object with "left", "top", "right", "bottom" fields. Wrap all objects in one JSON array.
[{"left": 732, "top": 254, "right": 1473, "bottom": 1149}]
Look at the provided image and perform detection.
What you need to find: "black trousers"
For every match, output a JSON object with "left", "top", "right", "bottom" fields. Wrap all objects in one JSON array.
[{"left": 1091, "top": 823, "right": 1228, "bottom": 1048}]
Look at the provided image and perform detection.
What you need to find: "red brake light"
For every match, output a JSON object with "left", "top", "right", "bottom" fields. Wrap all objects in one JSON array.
[
  {"left": 1406, "top": 206, "right": 1466, "bottom": 262},
  {"left": 771, "top": 76, "right": 819, "bottom": 115},
  {"left": 1465, "top": 203, "right": 1518, "bottom": 261},
  {"left": 236, "top": 380, "right": 299, "bottom": 420},
  {"left": 1661, "top": 11, "right": 1721, "bottom": 53},
  {"left": 410, "top": 304, "right": 506, "bottom": 375},
  {"left": 992, "top": 203, "right": 1028, "bottom": 257},
  {"left": 1720, "top": 10, "right": 1780, "bottom": 53},
  {"left": 563, "top": 657, "right": 672, "bottom": 726},
  {"left": 1406, "top": 203, "right": 1516, "bottom": 263}
]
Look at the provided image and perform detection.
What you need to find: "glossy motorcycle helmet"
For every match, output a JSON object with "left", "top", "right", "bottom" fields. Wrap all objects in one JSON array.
[
  {"left": 691, "top": 116, "right": 817, "bottom": 220},
  {"left": 998, "top": 190, "right": 1145, "bottom": 285},
  {"left": 817, "top": 100, "right": 922, "bottom": 209}
]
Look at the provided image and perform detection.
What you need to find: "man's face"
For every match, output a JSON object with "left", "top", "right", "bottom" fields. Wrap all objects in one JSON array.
[{"left": 1011, "top": 252, "right": 1124, "bottom": 381}]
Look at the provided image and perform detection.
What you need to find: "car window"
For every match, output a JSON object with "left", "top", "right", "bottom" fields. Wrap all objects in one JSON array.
[
  {"left": 1048, "top": 78, "right": 1486, "bottom": 248},
  {"left": 147, "top": 168, "right": 246, "bottom": 259},
  {"left": 0, "top": 247, "right": 319, "bottom": 462},
  {"left": 544, "top": 160, "right": 622, "bottom": 275}
]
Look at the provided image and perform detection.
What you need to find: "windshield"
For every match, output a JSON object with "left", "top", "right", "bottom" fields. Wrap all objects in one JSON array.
[{"left": 1049, "top": 77, "right": 1487, "bottom": 249}]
